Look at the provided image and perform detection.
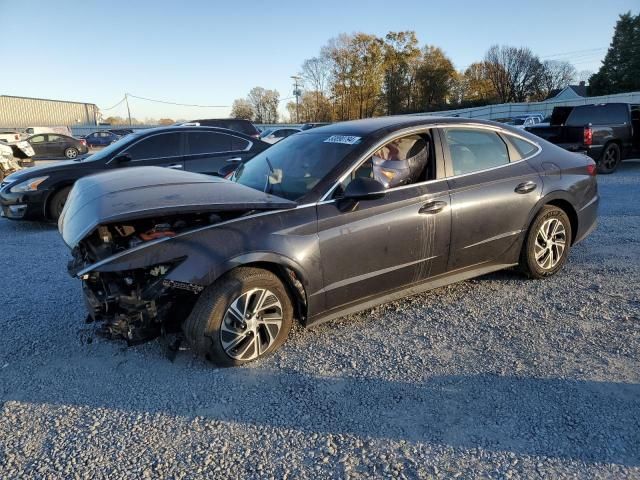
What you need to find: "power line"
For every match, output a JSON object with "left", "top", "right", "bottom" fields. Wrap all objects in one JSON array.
[
  {"left": 539, "top": 47, "right": 607, "bottom": 59},
  {"left": 126, "top": 93, "right": 230, "bottom": 108},
  {"left": 100, "top": 96, "right": 127, "bottom": 111}
]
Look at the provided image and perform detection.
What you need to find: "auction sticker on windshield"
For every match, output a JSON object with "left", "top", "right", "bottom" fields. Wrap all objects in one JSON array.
[{"left": 323, "top": 135, "right": 361, "bottom": 145}]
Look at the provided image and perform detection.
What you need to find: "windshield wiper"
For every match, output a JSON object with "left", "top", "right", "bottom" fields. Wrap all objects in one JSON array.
[{"left": 263, "top": 156, "right": 275, "bottom": 194}]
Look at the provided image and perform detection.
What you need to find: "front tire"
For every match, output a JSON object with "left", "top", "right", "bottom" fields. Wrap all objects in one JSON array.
[
  {"left": 597, "top": 143, "right": 621, "bottom": 174},
  {"left": 64, "top": 147, "right": 79, "bottom": 159},
  {"left": 183, "top": 267, "right": 293, "bottom": 367},
  {"left": 48, "top": 186, "right": 72, "bottom": 221},
  {"left": 519, "top": 205, "right": 572, "bottom": 279}
]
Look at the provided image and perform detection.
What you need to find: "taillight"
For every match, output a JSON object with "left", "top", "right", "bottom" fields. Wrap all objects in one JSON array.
[
  {"left": 583, "top": 126, "right": 593, "bottom": 146},
  {"left": 586, "top": 164, "right": 597, "bottom": 176},
  {"left": 80, "top": 139, "right": 87, "bottom": 147}
]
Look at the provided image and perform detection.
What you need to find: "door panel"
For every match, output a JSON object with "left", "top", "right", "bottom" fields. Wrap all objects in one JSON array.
[
  {"left": 28, "top": 135, "right": 47, "bottom": 157},
  {"left": 183, "top": 131, "right": 249, "bottom": 176},
  {"left": 317, "top": 180, "right": 451, "bottom": 311},
  {"left": 440, "top": 127, "right": 542, "bottom": 270}
]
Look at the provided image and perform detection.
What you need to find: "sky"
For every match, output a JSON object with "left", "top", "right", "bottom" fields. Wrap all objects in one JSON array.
[{"left": 2, "top": 0, "right": 637, "bottom": 121}]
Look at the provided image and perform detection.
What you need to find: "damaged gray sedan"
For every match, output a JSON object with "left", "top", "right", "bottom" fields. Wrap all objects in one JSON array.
[{"left": 60, "top": 116, "right": 599, "bottom": 366}]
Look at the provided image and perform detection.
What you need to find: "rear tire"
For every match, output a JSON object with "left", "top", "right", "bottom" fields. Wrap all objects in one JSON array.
[
  {"left": 48, "top": 186, "right": 72, "bottom": 221},
  {"left": 64, "top": 147, "right": 79, "bottom": 159},
  {"left": 597, "top": 143, "right": 621, "bottom": 174},
  {"left": 183, "top": 267, "right": 293, "bottom": 367},
  {"left": 519, "top": 205, "right": 572, "bottom": 279}
]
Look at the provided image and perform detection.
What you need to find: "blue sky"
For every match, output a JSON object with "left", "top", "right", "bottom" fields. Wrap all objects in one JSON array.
[{"left": 2, "top": 0, "right": 637, "bottom": 120}]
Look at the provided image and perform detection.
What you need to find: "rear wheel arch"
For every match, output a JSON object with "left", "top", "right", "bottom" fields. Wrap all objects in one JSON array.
[
  {"left": 545, "top": 199, "right": 578, "bottom": 245},
  {"left": 522, "top": 193, "right": 578, "bottom": 246}
]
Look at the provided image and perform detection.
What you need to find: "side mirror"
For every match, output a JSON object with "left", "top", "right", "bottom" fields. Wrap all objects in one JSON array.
[
  {"left": 217, "top": 163, "right": 238, "bottom": 178},
  {"left": 341, "top": 177, "right": 386, "bottom": 201},
  {"left": 108, "top": 153, "right": 131, "bottom": 166}
]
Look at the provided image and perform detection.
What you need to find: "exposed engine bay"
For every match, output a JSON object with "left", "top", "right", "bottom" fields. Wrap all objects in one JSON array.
[{"left": 69, "top": 211, "right": 251, "bottom": 344}]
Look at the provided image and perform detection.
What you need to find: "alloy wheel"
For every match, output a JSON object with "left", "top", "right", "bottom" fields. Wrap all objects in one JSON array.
[
  {"left": 534, "top": 218, "right": 567, "bottom": 270},
  {"left": 66, "top": 148, "right": 78, "bottom": 159},
  {"left": 602, "top": 147, "right": 618, "bottom": 170},
  {"left": 219, "top": 288, "right": 283, "bottom": 361}
]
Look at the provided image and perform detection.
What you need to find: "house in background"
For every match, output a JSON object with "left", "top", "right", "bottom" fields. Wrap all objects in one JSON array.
[{"left": 546, "top": 81, "right": 588, "bottom": 100}]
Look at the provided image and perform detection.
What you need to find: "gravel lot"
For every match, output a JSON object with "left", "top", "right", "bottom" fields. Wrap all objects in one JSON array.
[{"left": 1, "top": 161, "right": 639, "bottom": 479}]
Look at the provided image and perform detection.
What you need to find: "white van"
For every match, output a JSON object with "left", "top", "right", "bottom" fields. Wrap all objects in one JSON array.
[{"left": 24, "top": 126, "right": 72, "bottom": 137}]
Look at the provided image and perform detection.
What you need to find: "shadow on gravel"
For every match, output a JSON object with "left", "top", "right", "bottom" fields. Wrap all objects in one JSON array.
[
  {"left": 3, "top": 367, "right": 638, "bottom": 466},
  {"left": 0, "top": 219, "right": 57, "bottom": 233}
]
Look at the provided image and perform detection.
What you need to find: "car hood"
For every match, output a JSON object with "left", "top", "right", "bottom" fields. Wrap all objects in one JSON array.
[
  {"left": 59, "top": 166, "right": 297, "bottom": 248},
  {"left": 3, "top": 159, "right": 79, "bottom": 183}
]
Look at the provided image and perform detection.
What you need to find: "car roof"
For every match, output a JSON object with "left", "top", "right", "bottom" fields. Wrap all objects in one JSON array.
[
  {"left": 130, "top": 125, "right": 258, "bottom": 141},
  {"left": 306, "top": 116, "right": 506, "bottom": 136}
]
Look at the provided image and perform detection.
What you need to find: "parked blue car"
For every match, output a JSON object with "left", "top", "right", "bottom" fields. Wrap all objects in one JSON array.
[{"left": 84, "top": 131, "right": 121, "bottom": 147}]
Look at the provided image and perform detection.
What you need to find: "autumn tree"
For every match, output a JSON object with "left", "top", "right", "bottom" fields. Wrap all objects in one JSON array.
[
  {"left": 247, "top": 87, "right": 280, "bottom": 123},
  {"left": 415, "top": 46, "right": 456, "bottom": 109},
  {"left": 589, "top": 12, "right": 640, "bottom": 95},
  {"left": 382, "top": 31, "right": 421, "bottom": 114},
  {"left": 539, "top": 60, "right": 576, "bottom": 99},
  {"left": 462, "top": 62, "right": 497, "bottom": 102},
  {"left": 484, "top": 45, "right": 545, "bottom": 102},
  {"left": 158, "top": 118, "right": 174, "bottom": 125},
  {"left": 323, "top": 33, "right": 385, "bottom": 120},
  {"left": 300, "top": 55, "right": 333, "bottom": 121},
  {"left": 231, "top": 98, "right": 254, "bottom": 120}
]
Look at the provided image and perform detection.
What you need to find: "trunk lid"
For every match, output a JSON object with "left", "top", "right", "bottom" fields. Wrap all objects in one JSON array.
[{"left": 59, "top": 166, "right": 297, "bottom": 248}]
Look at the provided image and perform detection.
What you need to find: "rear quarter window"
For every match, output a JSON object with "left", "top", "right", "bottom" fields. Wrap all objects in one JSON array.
[{"left": 506, "top": 135, "right": 538, "bottom": 159}]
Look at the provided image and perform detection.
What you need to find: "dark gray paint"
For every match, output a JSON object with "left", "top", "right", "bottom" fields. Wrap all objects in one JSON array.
[{"left": 62, "top": 117, "right": 599, "bottom": 326}]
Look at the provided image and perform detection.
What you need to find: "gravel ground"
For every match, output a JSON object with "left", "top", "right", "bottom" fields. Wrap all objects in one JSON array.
[{"left": 0, "top": 161, "right": 639, "bottom": 479}]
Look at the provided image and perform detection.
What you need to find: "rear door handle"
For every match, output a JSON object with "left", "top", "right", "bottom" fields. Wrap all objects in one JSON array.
[
  {"left": 515, "top": 181, "right": 537, "bottom": 194},
  {"left": 167, "top": 163, "right": 183, "bottom": 170},
  {"left": 419, "top": 201, "right": 447, "bottom": 214}
]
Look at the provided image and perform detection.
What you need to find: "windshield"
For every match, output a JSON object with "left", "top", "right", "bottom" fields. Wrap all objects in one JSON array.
[
  {"left": 233, "top": 132, "right": 362, "bottom": 201},
  {"left": 79, "top": 131, "right": 143, "bottom": 161}
]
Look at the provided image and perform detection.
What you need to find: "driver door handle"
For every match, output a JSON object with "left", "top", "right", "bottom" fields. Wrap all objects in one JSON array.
[
  {"left": 419, "top": 201, "right": 447, "bottom": 214},
  {"left": 515, "top": 181, "right": 537, "bottom": 194},
  {"left": 167, "top": 163, "right": 183, "bottom": 170}
]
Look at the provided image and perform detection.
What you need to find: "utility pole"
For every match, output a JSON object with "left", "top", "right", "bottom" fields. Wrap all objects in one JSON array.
[
  {"left": 125, "top": 93, "right": 132, "bottom": 126},
  {"left": 291, "top": 76, "right": 301, "bottom": 123}
]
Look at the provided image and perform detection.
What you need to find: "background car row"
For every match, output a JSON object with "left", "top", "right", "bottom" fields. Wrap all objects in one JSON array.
[{"left": 0, "top": 126, "right": 269, "bottom": 221}]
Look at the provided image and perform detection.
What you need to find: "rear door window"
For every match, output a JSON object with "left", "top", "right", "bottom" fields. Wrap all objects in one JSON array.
[
  {"left": 232, "top": 136, "right": 250, "bottom": 151},
  {"left": 228, "top": 120, "right": 258, "bottom": 136},
  {"left": 443, "top": 128, "right": 510, "bottom": 176},
  {"left": 124, "top": 133, "right": 181, "bottom": 160},
  {"left": 185, "top": 132, "right": 233, "bottom": 155}
]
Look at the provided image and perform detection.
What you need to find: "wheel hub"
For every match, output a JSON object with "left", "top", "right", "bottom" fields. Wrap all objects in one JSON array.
[
  {"left": 534, "top": 218, "right": 567, "bottom": 270},
  {"left": 219, "top": 287, "right": 283, "bottom": 361}
]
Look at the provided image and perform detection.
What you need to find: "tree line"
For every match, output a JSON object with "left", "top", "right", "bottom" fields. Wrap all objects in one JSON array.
[
  {"left": 232, "top": 31, "right": 585, "bottom": 123},
  {"left": 125, "top": 12, "right": 636, "bottom": 125}
]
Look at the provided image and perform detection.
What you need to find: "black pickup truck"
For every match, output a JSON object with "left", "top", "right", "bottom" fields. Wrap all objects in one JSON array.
[{"left": 526, "top": 103, "right": 640, "bottom": 173}]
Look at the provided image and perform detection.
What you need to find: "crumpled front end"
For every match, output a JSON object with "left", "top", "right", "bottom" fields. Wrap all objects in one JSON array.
[
  {"left": 67, "top": 214, "right": 227, "bottom": 344},
  {"left": 79, "top": 261, "right": 198, "bottom": 344}
]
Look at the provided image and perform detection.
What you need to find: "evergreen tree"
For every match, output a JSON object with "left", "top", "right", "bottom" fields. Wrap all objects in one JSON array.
[{"left": 589, "top": 12, "right": 640, "bottom": 95}]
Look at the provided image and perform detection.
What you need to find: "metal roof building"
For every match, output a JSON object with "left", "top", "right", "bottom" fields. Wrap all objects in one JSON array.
[{"left": 0, "top": 95, "right": 99, "bottom": 127}]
